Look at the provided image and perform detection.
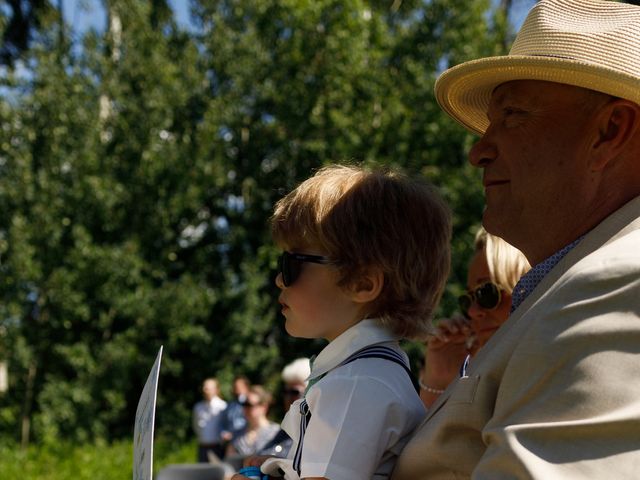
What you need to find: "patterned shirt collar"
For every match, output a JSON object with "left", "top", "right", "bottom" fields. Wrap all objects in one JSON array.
[{"left": 510, "top": 236, "right": 584, "bottom": 313}]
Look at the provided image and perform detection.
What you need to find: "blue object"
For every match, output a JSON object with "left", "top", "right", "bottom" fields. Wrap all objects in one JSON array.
[{"left": 237, "top": 466, "right": 269, "bottom": 480}]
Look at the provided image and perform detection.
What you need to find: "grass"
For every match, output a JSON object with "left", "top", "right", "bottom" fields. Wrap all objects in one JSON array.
[{"left": 0, "top": 437, "right": 197, "bottom": 480}]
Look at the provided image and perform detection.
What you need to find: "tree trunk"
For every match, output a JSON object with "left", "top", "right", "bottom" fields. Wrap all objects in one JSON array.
[{"left": 20, "top": 362, "right": 37, "bottom": 449}]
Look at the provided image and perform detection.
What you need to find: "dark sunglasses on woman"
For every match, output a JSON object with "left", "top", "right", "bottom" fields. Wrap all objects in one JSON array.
[
  {"left": 278, "top": 251, "right": 331, "bottom": 287},
  {"left": 458, "top": 282, "right": 502, "bottom": 319}
]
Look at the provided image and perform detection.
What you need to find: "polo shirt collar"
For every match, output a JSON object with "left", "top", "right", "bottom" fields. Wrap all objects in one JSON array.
[{"left": 307, "top": 318, "right": 398, "bottom": 382}]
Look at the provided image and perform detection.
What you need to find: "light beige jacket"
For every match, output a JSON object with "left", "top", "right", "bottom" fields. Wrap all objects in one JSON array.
[{"left": 392, "top": 196, "right": 640, "bottom": 479}]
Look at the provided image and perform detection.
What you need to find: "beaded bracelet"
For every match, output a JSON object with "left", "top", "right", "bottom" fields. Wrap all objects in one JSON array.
[{"left": 418, "top": 377, "right": 445, "bottom": 394}]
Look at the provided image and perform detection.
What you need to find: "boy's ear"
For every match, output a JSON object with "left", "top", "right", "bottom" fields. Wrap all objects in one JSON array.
[{"left": 349, "top": 268, "right": 384, "bottom": 304}]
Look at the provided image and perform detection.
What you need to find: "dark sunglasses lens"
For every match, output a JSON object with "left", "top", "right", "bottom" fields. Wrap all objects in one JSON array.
[
  {"left": 279, "top": 252, "right": 301, "bottom": 287},
  {"left": 278, "top": 254, "right": 288, "bottom": 286},
  {"left": 475, "top": 283, "right": 500, "bottom": 309},
  {"left": 458, "top": 294, "right": 472, "bottom": 318}
]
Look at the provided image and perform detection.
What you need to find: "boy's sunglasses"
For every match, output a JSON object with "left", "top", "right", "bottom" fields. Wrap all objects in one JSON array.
[
  {"left": 458, "top": 282, "right": 502, "bottom": 319},
  {"left": 278, "top": 251, "right": 330, "bottom": 287}
]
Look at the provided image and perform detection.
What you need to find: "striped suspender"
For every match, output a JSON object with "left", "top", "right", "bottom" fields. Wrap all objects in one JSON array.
[
  {"left": 292, "top": 345, "right": 412, "bottom": 476},
  {"left": 340, "top": 345, "right": 413, "bottom": 380},
  {"left": 293, "top": 398, "right": 311, "bottom": 475}
]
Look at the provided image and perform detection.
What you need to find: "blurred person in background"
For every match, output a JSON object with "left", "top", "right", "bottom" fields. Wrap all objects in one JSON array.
[
  {"left": 225, "top": 385, "right": 281, "bottom": 458},
  {"left": 258, "top": 357, "right": 311, "bottom": 458},
  {"left": 221, "top": 375, "right": 251, "bottom": 453},
  {"left": 280, "top": 357, "right": 310, "bottom": 412},
  {"left": 193, "top": 377, "right": 228, "bottom": 462},
  {"left": 419, "top": 227, "right": 530, "bottom": 408}
]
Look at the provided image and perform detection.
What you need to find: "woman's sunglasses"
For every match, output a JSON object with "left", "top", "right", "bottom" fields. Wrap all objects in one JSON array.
[
  {"left": 458, "top": 282, "right": 502, "bottom": 319},
  {"left": 278, "top": 251, "right": 330, "bottom": 287}
]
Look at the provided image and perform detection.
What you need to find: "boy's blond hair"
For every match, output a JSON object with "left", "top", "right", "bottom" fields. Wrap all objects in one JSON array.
[
  {"left": 474, "top": 227, "right": 530, "bottom": 293},
  {"left": 271, "top": 165, "right": 451, "bottom": 340}
]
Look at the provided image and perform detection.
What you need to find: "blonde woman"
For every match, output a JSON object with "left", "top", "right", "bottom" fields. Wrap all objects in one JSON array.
[{"left": 419, "top": 227, "right": 530, "bottom": 408}]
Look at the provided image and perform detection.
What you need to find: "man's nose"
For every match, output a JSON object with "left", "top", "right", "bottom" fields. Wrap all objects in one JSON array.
[{"left": 468, "top": 131, "right": 497, "bottom": 168}]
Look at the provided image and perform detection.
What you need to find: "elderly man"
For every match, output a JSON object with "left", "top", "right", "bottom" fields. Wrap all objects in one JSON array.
[{"left": 392, "top": 0, "right": 640, "bottom": 479}]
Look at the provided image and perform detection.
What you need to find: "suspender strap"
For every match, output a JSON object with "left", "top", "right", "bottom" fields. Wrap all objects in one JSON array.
[
  {"left": 292, "top": 345, "right": 412, "bottom": 476},
  {"left": 292, "top": 399, "right": 311, "bottom": 475},
  {"left": 339, "top": 345, "right": 413, "bottom": 380}
]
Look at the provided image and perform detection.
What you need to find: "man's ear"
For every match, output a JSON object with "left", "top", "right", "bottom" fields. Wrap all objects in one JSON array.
[
  {"left": 591, "top": 99, "right": 640, "bottom": 171},
  {"left": 349, "top": 268, "right": 384, "bottom": 304}
]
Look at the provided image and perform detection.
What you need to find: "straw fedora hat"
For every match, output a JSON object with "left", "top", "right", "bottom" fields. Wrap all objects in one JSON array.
[{"left": 435, "top": 0, "right": 640, "bottom": 135}]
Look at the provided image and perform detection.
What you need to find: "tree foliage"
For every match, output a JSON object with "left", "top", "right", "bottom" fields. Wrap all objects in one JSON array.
[{"left": 0, "top": 0, "right": 510, "bottom": 444}]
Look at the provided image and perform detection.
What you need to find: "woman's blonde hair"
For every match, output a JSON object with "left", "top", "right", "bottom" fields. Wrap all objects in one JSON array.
[
  {"left": 271, "top": 164, "right": 451, "bottom": 340},
  {"left": 474, "top": 227, "right": 530, "bottom": 293}
]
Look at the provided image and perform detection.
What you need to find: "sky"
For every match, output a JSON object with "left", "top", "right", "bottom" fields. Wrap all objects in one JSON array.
[
  {"left": 61, "top": 0, "right": 532, "bottom": 36},
  {"left": 509, "top": 0, "right": 534, "bottom": 29},
  {"left": 61, "top": 0, "right": 194, "bottom": 33}
]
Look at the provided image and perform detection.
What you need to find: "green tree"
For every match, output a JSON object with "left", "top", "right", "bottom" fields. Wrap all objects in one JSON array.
[
  {"left": 0, "top": 0, "right": 512, "bottom": 445},
  {"left": 0, "top": 0, "right": 215, "bottom": 444},
  {"left": 0, "top": 0, "right": 55, "bottom": 66}
]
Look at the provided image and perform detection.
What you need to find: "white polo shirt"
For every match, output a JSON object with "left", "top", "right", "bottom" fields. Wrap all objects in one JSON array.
[
  {"left": 192, "top": 395, "right": 228, "bottom": 444},
  {"left": 262, "top": 319, "right": 426, "bottom": 480}
]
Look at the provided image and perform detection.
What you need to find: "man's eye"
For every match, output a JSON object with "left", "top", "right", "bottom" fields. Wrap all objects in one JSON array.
[{"left": 501, "top": 107, "right": 526, "bottom": 127}]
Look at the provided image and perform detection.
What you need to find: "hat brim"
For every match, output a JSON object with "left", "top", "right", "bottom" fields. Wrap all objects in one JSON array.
[{"left": 434, "top": 55, "right": 640, "bottom": 135}]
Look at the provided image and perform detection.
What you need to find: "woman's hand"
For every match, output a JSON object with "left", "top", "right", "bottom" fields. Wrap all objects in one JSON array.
[{"left": 420, "top": 316, "right": 474, "bottom": 407}]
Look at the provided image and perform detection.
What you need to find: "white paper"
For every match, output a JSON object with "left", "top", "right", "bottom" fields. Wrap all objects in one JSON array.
[{"left": 133, "top": 346, "right": 163, "bottom": 480}]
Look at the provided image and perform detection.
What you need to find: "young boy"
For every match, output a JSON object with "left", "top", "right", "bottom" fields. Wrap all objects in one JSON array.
[{"left": 236, "top": 165, "right": 451, "bottom": 480}]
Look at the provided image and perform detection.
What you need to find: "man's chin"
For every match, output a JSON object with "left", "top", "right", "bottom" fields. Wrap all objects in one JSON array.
[
  {"left": 482, "top": 209, "right": 511, "bottom": 239},
  {"left": 482, "top": 209, "right": 499, "bottom": 232}
]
